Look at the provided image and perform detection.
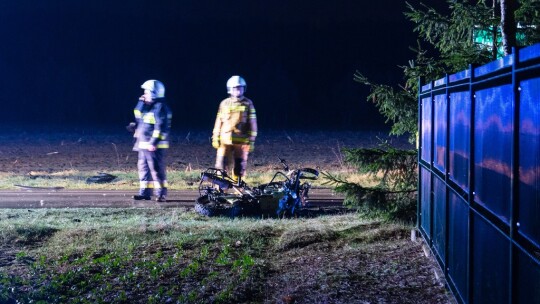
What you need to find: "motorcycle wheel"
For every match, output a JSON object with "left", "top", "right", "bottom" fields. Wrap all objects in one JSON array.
[{"left": 194, "top": 195, "right": 241, "bottom": 218}]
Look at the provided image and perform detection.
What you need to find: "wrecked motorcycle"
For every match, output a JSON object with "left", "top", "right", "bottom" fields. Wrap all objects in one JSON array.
[{"left": 194, "top": 158, "right": 319, "bottom": 218}]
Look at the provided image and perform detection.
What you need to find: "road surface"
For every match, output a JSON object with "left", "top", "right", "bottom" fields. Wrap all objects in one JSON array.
[{"left": 0, "top": 188, "right": 343, "bottom": 209}]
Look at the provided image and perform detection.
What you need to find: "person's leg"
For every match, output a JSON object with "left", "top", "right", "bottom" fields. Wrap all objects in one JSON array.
[
  {"left": 215, "top": 145, "right": 227, "bottom": 170},
  {"left": 134, "top": 150, "right": 153, "bottom": 200},
  {"left": 232, "top": 144, "right": 249, "bottom": 184},
  {"left": 216, "top": 145, "right": 235, "bottom": 174},
  {"left": 149, "top": 149, "right": 168, "bottom": 202}
]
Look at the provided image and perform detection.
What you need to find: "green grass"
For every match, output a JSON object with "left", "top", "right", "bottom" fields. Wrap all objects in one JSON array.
[
  {"left": 0, "top": 208, "right": 451, "bottom": 304},
  {"left": 0, "top": 168, "right": 350, "bottom": 190}
]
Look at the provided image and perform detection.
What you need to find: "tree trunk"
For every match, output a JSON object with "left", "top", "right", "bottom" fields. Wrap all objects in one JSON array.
[
  {"left": 500, "top": 0, "right": 517, "bottom": 55},
  {"left": 492, "top": 0, "right": 499, "bottom": 60}
]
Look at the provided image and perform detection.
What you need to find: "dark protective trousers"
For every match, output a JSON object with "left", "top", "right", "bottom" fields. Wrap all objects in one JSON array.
[{"left": 137, "top": 149, "right": 168, "bottom": 197}]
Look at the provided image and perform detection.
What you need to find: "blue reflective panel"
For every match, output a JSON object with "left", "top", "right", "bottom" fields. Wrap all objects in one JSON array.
[
  {"left": 449, "top": 70, "right": 470, "bottom": 83},
  {"left": 434, "top": 94, "right": 447, "bottom": 172},
  {"left": 516, "top": 248, "right": 540, "bottom": 304},
  {"left": 519, "top": 78, "right": 540, "bottom": 247},
  {"left": 433, "top": 176, "right": 446, "bottom": 262},
  {"left": 421, "top": 97, "right": 432, "bottom": 162},
  {"left": 421, "top": 167, "right": 432, "bottom": 239},
  {"left": 472, "top": 214, "right": 510, "bottom": 304},
  {"left": 449, "top": 91, "right": 471, "bottom": 192},
  {"left": 434, "top": 77, "right": 447, "bottom": 87},
  {"left": 474, "top": 85, "right": 513, "bottom": 224},
  {"left": 519, "top": 43, "right": 540, "bottom": 63},
  {"left": 474, "top": 55, "right": 513, "bottom": 78},
  {"left": 448, "top": 191, "right": 468, "bottom": 303}
]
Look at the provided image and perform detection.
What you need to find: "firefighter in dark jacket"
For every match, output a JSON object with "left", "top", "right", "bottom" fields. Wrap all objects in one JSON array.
[{"left": 131, "top": 79, "right": 172, "bottom": 202}]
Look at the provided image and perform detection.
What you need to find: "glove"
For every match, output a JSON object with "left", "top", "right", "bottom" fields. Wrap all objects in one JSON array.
[
  {"left": 212, "top": 138, "right": 220, "bottom": 149},
  {"left": 249, "top": 142, "right": 255, "bottom": 152},
  {"left": 126, "top": 122, "right": 136, "bottom": 133}
]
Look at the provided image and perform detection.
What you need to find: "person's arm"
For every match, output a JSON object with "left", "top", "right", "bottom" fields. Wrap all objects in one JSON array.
[
  {"left": 212, "top": 103, "right": 223, "bottom": 148},
  {"left": 248, "top": 101, "right": 257, "bottom": 151},
  {"left": 132, "top": 100, "right": 144, "bottom": 137}
]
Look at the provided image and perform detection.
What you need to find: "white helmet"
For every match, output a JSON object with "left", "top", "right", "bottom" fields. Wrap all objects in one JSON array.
[
  {"left": 141, "top": 79, "right": 165, "bottom": 99},
  {"left": 226, "top": 75, "right": 247, "bottom": 93}
]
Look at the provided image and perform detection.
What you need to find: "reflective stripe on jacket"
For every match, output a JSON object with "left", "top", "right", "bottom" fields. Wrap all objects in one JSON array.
[
  {"left": 133, "top": 99, "right": 172, "bottom": 150},
  {"left": 212, "top": 96, "right": 257, "bottom": 145}
]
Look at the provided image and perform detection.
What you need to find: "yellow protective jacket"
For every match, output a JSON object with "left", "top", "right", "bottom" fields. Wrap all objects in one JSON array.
[{"left": 212, "top": 96, "right": 257, "bottom": 145}]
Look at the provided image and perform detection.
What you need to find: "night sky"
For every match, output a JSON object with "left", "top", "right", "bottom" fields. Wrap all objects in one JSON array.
[{"left": 1, "top": 1, "right": 432, "bottom": 132}]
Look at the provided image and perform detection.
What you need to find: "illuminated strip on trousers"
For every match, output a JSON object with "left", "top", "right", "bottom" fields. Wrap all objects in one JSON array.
[
  {"left": 139, "top": 181, "right": 168, "bottom": 189},
  {"left": 140, "top": 181, "right": 155, "bottom": 189},
  {"left": 153, "top": 181, "right": 168, "bottom": 189},
  {"left": 138, "top": 141, "right": 170, "bottom": 149},
  {"left": 152, "top": 130, "right": 168, "bottom": 140},
  {"left": 140, "top": 181, "right": 168, "bottom": 189}
]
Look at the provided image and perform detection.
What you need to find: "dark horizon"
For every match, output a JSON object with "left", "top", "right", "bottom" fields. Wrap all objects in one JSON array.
[{"left": 0, "top": 1, "right": 438, "bottom": 132}]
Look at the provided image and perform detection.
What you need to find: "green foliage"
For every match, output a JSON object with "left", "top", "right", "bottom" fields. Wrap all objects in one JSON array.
[
  {"left": 324, "top": 144, "right": 417, "bottom": 222},
  {"left": 342, "top": 145, "right": 417, "bottom": 190},
  {"left": 2, "top": 241, "right": 258, "bottom": 303},
  {"left": 405, "top": 1, "right": 494, "bottom": 70},
  {"left": 516, "top": 0, "right": 540, "bottom": 45},
  {"left": 356, "top": 0, "right": 540, "bottom": 143},
  {"left": 353, "top": 73, "right": 418, "bottom": 141}
]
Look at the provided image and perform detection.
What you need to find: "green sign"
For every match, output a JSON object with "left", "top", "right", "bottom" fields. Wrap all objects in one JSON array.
[{"left": 474, "top": 26, "right": 527, "bottom": 58}]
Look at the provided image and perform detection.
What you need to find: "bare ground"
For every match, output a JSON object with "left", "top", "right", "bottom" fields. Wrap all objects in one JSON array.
[{"left": 0, "top": 127, "right": 413, "bottom": 174}]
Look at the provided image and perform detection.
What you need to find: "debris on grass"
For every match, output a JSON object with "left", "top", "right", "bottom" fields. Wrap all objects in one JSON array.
[{"left": 86, "top": 172, "right": 117, "bottom": 184}]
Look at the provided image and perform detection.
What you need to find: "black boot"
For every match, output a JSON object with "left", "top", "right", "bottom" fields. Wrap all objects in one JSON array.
[
  {"left": 133, "top": 195, "right": 152, "bottom": 200},
  {"left": 155, "top": 188, "right": 167, "bottom": 202},
  {"left": 134, "top": 188, "right": 153, "bottom": 200}
]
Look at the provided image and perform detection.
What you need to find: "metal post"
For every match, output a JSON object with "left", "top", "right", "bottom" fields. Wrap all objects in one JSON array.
[
  {"left": 509, "top": 46, "right": 520, "bottom": 304},
  {"left": 467, "top": 63, "right": 475, "bottom": 304},
  {"left": 417, "top": 76, "right": 423, "bottom": 232},
  {"left": 444, "top": 73, "right": 451, "bottom": 278}
]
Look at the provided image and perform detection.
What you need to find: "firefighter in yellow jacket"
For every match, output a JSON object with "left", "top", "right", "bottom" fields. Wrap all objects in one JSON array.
[{"left": 212, "top": 75, "right": 257, "bottom": 184}]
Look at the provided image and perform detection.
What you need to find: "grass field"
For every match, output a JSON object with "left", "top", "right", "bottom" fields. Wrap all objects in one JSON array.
[
  {"left": 0, "top": 209, "right": 451, "bottom": 303},
  {"left": 0, "top": 128, "right": 453, "bottom": 303}
]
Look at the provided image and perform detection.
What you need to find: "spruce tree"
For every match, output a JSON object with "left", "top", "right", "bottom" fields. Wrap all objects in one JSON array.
[{"left": 329, "top": 0, "right": 540, "bottom": 221}]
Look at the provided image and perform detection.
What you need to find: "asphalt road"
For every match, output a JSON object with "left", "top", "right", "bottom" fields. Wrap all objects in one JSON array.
[{"left": 0, "top": 188, "right": 343, "bottom": 209}]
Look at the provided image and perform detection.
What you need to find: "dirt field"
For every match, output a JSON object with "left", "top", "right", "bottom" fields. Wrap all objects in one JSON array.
[{"left": 0, "top": 127, "right": 413, "bottom": 174}]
